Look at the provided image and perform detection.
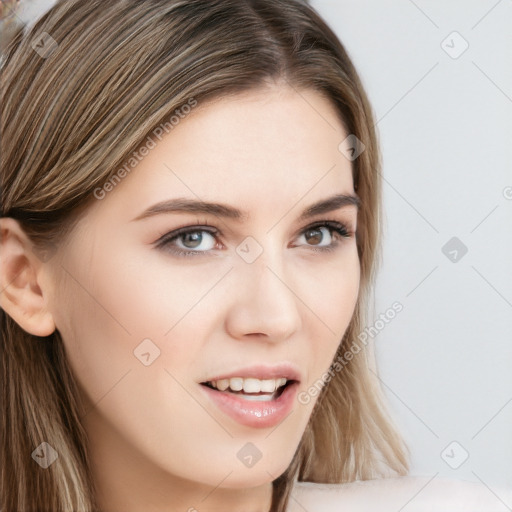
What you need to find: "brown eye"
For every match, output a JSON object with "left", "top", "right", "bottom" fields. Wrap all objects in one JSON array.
[
  {"left": 296, "top": 221, "right": 351, "bottom": 253},
  {"left": 304, "top": 227, "right": 330, "bottom": 246}
]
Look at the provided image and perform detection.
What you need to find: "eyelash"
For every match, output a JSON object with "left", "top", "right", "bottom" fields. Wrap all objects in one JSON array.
[{"left": 154, "top": 219, "right": 354, "bottom": 258}]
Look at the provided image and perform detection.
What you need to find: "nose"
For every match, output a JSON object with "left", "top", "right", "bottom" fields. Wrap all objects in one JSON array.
[{"left": 224, "top": 248, "right": 303, "bottom": 343}]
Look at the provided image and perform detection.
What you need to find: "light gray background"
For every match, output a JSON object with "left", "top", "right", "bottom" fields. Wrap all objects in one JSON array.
[
  {"left": 7, "top": 0, "right": 512, "bottom": 496},
  {"left": 311, "top": 0, "right": 512, "bottom": 494}
]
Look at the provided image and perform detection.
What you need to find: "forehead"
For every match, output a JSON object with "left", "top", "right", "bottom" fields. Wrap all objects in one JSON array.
[{"left": 89, "top": 85, "right": 355, "bottom": 223}]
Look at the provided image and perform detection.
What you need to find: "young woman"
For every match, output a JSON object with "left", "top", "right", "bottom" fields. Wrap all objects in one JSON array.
[{"left": 1, "top": 1, "right": 510, "bottom": 511}]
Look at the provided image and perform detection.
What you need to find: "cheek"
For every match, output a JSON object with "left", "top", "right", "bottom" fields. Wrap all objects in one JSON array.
[
  {"left": 297, "top": 246, "right": 360, "bottom": 381},
  {"left": 53, "top": 235, "right": 229, "bottom": 428},
  {"left": 53, "top": 254, "right": 226, "bottom": 473},
  {"left": 52, "top": 271, "right": 138, "bottom": 410}
]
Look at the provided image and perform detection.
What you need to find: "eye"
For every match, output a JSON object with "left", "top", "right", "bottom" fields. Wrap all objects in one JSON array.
[
  {"left": 173, "top": 230, "right": 216, "bottom": 251},
  {"left": 295, "top": 220, "right": 352, "bottom": 253},
  {"left": 154, "top": 225, "right": 219, "bottom": 257}
]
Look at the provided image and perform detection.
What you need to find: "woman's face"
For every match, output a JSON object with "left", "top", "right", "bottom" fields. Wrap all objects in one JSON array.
[{"left": 46, "top": 84, "right": 360, "bottom": 506}]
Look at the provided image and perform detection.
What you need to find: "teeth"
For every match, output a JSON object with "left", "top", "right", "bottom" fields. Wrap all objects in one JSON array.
[
  {"left": 260, "top": 379, "right": 276, "bottom": 393},
  {"left": 243, "top": 378, "right": 261, "bottom": 393},
  {"left": 216, "top": 379, "right": 229, "bottom": 391},
  {"left": 229, "top": 378, "right": 243, "bottom": 392},
  {"left": 208, "top": 377, "right": 289, "bottom": 394}
]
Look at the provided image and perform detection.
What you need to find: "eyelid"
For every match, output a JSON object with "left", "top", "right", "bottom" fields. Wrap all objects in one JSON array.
[
  {"left": 154, "top": 224, "right": 217, "bottom": 243},
  {"left": 301, "top": 219, "right": 355, "bottom": 238}
]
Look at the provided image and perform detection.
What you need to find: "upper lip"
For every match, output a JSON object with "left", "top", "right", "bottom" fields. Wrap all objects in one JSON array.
[{"left": 200, "top": 362, "right": 302, "bottom": 383}]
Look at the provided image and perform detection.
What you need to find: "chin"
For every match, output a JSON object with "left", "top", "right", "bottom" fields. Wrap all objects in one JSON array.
[
  {"left": 217, "top": 469, "right": 282, "bottom": 490},
  {"left": 223, "top": 452, "right": 296, "bottom": 489}
]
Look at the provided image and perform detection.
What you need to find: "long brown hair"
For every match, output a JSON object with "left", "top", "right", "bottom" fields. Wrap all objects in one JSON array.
[{"left": 0, "top": 1, "right": 409, "bottom": 510}]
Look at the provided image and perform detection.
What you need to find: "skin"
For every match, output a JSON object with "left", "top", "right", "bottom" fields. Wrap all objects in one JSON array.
[{"left": 0, "top": 84, "right": 360, "bottom": 512}]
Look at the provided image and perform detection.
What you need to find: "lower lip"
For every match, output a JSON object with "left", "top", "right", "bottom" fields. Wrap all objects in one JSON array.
[{"left": 200, "top": 382, "right": 299, "bottom": 429}]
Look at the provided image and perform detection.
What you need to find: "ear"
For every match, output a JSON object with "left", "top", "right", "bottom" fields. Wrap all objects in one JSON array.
[{"left": 0, "top": 217, "right": 56, "bottom": 337}]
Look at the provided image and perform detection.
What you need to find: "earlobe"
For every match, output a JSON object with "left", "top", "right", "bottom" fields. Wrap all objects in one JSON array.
[{"left": 0, "top": 217, "right": 56, "bottom": 337}]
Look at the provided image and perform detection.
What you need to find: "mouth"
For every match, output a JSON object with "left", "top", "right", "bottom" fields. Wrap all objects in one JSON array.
[
  {"left": 198, "top": 364, "right": 302, "bottom": 428},
  {"left": 200, "top": 377, "right": 296, "bottom": 402}
]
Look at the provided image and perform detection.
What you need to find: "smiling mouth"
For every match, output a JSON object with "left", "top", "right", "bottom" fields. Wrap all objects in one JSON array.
[{"left": 200, "top": 377, "right": 295, "bottom": 402}]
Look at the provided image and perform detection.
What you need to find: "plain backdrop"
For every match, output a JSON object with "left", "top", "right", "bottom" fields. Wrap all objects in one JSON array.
[
  {"left": 7, "top": 0, "right": 512, "bottom": 496},
  {"left": 310, "top": 0, "right": 512, "bottom": 493}
]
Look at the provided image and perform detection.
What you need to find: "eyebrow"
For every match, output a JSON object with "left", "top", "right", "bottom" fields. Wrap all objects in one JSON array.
[{"left": 132, "top": 193, "right": 360, "bottom": 223}]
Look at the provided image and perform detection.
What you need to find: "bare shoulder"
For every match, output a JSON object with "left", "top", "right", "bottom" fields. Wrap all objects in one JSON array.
[{"left": 288, "top": 476, "right": 512, "bottom": 512}]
